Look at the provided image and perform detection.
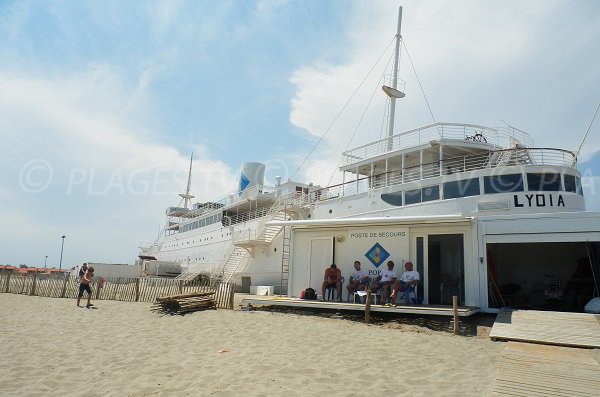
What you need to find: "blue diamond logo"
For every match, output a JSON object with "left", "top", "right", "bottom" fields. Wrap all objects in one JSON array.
[
  {"left": 239, "top": 172, "right": 250, "bottom": 194},
  {"left": 365, "top": 243, "right": 390, "bottom": 268}
]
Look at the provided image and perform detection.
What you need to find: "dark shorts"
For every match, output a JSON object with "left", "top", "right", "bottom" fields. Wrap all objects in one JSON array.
[
  {"left": 324, "top": 281, "right": 338, "bottom": 288},
  {"left": 376, "top": 281, "right": 392, "bottom": 290},
  {"left": 79, "top": 283, "right": 92, "bottom": 297}
]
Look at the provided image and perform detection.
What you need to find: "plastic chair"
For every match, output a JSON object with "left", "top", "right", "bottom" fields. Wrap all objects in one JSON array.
[
  {"left": 325, "top": 277, "right": 344, "bottom": 301},
  {"left": 347, "top": 277, "right": 372, "bottom": 302},
  {"left": 399, "top": 285, "right": 420, "bottom": 304}
]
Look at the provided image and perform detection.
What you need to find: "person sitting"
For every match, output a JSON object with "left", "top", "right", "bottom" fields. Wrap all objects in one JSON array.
[
  {"left": 346, "top": 260, "right": 369, "bottom": 299},
  {"left": 371, "top": 260, "right": 397, "bottom": 304},
  {"left": 391, "top": 261, "right": 420, "bottom": 304},
  {"left": 321, "top": 264, "right": 342, "bottom": 301}
]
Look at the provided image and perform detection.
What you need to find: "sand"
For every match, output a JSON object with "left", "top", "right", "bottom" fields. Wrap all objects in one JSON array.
[{"left": 0, "top": 293, "right": 506, "bottom": 397}]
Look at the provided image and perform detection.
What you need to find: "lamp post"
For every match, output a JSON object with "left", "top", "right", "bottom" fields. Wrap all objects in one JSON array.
[
  {"left": 44, "top": 255, "right": 48, "bottom": 269},
  {"left": 59, "top": 235, "right": 66, "bottom": 271}
]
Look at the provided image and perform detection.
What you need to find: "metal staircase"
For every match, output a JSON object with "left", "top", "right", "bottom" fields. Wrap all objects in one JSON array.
[
  {"left": 177, "top": 193, "right": 309, "bottom": 285},
  {"left": 220, "top": 246, "right": 250, "bottom": 283}
]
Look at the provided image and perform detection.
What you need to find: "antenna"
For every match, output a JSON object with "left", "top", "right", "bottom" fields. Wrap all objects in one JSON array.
[
  {"left": 179, "top": 153, "right": 195, "bottom": 209},
  {"left": 574, "top": 102, "right": 600, "bottom": 164}
]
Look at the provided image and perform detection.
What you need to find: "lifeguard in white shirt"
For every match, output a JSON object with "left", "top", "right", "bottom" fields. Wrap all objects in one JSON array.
[
  {"left": 371, "top": 260, "right": 397, "bottom": 304},
  {"left": 391, "top": 261, "right": 420, "bottom": 304}
]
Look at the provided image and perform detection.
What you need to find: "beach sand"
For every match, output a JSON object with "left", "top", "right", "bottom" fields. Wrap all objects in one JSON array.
[{"left": 0, "top": 293, "right": 505, "bottom": 396}]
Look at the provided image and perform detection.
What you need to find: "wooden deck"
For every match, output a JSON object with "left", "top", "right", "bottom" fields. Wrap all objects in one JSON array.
[
  {"left": 492, "top": 342, "right": 600, "bottom": 396},
  {"left": 490, "top": 309, "right": 600, "bottom": 348},
  {"left": 240, "top": 295, "right": 480, "bottom": 317}
]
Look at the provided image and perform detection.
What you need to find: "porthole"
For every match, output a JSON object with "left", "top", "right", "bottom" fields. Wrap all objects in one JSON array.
[{"left": 329, "top": 209, "right": 333, "bottom": 214}]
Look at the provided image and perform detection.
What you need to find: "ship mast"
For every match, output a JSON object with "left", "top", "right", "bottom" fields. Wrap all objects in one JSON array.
[
  {"left": 382, "top": 6, "right": 405, "bottom": 150},
  {"left": 179, "top": 153, "right": 195, "bottom": 209}
]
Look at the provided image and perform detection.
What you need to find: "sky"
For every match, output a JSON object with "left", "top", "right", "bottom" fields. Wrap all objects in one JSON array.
[{"left": 1, "top": 0, "right": 599, "bottom": 268}]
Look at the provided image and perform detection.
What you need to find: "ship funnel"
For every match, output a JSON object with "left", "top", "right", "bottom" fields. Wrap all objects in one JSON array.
[{"left": 239, "top": 162, "right": 266, "bottom": 193}]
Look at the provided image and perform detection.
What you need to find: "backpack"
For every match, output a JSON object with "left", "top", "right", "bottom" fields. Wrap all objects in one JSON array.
[{"left": 302, "top": 287, "right": 317, "bottom": 300}]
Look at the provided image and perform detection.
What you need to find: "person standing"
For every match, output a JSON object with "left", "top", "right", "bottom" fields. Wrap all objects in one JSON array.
[
  {"left": 78, "top": 263, "right": 88, "bottom": 279},
  {"left": 77, "top": 266, "right": 94, "bottom": 307}
]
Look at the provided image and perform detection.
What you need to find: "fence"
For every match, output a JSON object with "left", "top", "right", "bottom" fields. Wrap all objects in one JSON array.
[{"left": 0, "top": 272, "right": 236, "bottom": 309}]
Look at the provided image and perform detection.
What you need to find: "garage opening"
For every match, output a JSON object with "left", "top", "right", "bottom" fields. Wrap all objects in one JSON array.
[{"left": 487, "top": 242, "right": 600, "bottom": 312}]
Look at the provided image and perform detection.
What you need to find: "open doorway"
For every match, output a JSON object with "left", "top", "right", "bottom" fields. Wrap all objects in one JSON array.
[
  {"left": 487, "top": 242, "right": 600, "bottom": 312},
  {"left": 416, "top": 234, "right": 465, "bottom": 305}
]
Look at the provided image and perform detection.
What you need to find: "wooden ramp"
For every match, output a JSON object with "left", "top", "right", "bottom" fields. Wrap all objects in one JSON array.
[
  {"left": 490, "top": 309, "right": 600, "bottom": 348},
  {"left": 492, "top": 342, "right": 600, "bottom": 396}
]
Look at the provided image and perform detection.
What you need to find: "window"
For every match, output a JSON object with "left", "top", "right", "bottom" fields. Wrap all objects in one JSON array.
[
  {"left": 405, "top": 189, "right": 421, "bottom": 205},
  {"left": 422, "top": 185, "right": 440, "bottom": 202},
  {"left": 484, "top": 174, "right": 524, "bottom": 194},
  {"left": 527, "top": 173, "right": 561, "bottom": 191},
  {"left": 443, "top": 178, "right": 480, "bottom": 199},
  {"left": 381, "top": 192, "right": 402, "bottom": 206},
  {"left": 564, "top": 174, "right": 576, "bottom": 193},
  {"left": 564, "top": 174, "right": 582, "bottom": 195}
]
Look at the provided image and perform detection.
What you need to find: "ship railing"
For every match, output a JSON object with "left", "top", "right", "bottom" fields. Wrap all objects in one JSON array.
[
  {"left": 316, "top": 147, "right": 576, "bottom": 200},
  {"left": 230, "top": 192, "right": 310, "bottom": 244},
  {"left": 341, "top": 122, "right": 535, "bottom": 166}
]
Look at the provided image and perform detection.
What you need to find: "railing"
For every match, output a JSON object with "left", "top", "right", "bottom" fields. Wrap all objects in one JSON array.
[
  {"left": 0, "top": 272, "right": 236, "bottom": 309},
  {"left": 313, "top": 147, "right": 577, "bottom": 201},
  {"left": 341, "top": 122, "right": 535, "bottom": 166}
]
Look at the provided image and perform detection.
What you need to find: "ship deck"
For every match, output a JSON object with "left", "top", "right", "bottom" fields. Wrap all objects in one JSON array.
[{"left": 240, "top": 295, "right": 480, "bottom": 317}]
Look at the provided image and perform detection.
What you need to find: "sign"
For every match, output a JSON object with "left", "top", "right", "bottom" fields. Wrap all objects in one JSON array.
[
  {"left": 513, "top": 193, "right": 565, "bottom": 208},
  {"left": 348, "top": 228, "right": 409, "bottom": 276}
]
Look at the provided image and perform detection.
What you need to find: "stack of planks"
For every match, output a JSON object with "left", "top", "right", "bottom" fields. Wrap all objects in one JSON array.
[{"left": 152, "top": 291, "right": 216, "bottom": 315}]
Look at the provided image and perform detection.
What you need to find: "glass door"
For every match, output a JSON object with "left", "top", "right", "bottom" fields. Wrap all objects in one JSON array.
[{"left": 414, "top": 233, "right": 465, "bottom": 305}]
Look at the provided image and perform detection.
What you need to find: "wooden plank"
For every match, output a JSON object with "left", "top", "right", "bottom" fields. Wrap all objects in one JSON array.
[
  {"left": 490, "top": 309, "right": 600, "bottom": 348},
  {"left": 241, "top": 296, "right": 480, "bottom": 316},
  {"left": 492, "top": 342, "right": 600, "bottom": 397}
]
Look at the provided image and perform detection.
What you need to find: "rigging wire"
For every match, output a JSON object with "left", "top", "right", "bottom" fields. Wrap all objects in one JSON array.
[
  {"left": 575, "top": 101, "right": 600, "bottom": 162},
  {"left": 402, "top": 39, "right": 437, "bottom": 126},
  {"left": 291, "top": 35, "right": 397, "bottom": 179},
  {"left": 326, "top": 72, "right": 388, "bottom": 186}
]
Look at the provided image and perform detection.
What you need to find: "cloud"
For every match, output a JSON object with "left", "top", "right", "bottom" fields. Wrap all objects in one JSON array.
[
  {"left": 0, "top": 68, "right": 238, "bottom": 265},
  {"left": 288, "top": 0, "right": 600, "bottom": 188}
]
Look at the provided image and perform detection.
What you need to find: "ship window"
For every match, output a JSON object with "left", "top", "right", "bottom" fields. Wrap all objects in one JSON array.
[
  {"left": 527, "top": 173, "right": 561, "bottom": 191},
  {"left": 381, "top": 192, "right": 403, "bottom": 206},
  {"left": 564, "top": 174, "right": 583, "bottom": 194},
  {"left": 405, "top": 189, "right": 421, "bottom": 205},
  {"left": 443, "top": 178, "right": 480, "bottom": 199},
  {"left": 422, "top": 185, "right": 440, "bottom": 202},
  {"left": 484, "top": 174, "right": 524, "bottom": 194},
  {"left": 564, "top": 174, "right": 576, "bottom": 193}
]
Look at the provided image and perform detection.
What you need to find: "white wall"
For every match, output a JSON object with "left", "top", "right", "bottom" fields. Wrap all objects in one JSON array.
[{"left": 290, "top": 226, "right": 410, "bottom": 298}]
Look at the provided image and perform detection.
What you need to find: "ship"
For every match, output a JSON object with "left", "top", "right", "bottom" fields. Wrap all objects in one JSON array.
[{"left": 139, "top": 7, "right": 600, "bottom": 313}]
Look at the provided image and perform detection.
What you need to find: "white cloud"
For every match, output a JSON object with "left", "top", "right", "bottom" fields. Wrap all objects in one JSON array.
[
  {"left": 289, "top": 0, "right": 600, "bottom": 186},
  {"left": 0, "top": 68, "right": 238, "bottom": 265}
]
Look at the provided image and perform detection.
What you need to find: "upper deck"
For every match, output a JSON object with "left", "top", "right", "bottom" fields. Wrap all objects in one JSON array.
[{"left": 341, "top": 122, "right": 534, "bottom": 170}]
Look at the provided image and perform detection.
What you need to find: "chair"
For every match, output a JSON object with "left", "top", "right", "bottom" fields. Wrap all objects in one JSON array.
[
  {"left": 353, "top": 289, "right": 382, "bottom": 304},
  {"left": 325, "top": 277, "right": 344, "bottom": 301},
  {"left": 398, "top": 285, "right": 420, "bottom": 304},
  {"left": 347, "top": 277, "right": 372, "bottom": 302}
]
